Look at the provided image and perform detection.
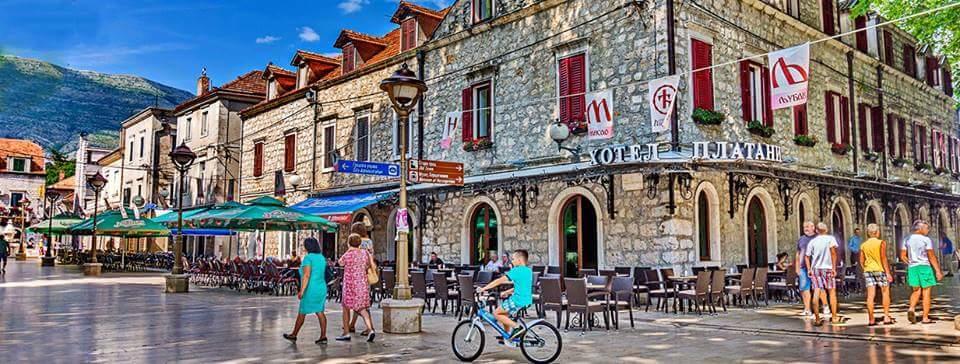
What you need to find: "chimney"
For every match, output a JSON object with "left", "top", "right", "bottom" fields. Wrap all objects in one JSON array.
[{"left": 197, "top": 67, "right": 210, "bottom": 95}]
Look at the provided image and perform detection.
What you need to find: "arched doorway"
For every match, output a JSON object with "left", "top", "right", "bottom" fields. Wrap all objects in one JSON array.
[
  {"left": 469, "top": 203, "right": 499, "bottom": 264},
  {"left": 560, "top": 195, "right": 598, "bottom": 277},
  {"left": 866, "top": 207, "right": 878, "bottom": 225},
  {"left": 694, "top": 182, "right": 720, "bottom": 262},
  {"left": 798, "top": 200, "right": 806, "bottom": 233},
  {"left": 746, "top": 197, "right": 768, "bottom": 267},
  {"left": 832, "top": 206, "right": 847, "bottom": 266}
]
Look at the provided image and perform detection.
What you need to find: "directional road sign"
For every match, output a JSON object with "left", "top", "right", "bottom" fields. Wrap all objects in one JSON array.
[
  {"left": 408, "top": 159, "right": 464, "bottom": 185},
  {"left": 336, "top": 160, "right": 401, "bottom": 178}
]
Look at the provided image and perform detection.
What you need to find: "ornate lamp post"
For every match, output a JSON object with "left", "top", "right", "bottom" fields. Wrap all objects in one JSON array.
[
  {"left": 14, "top": 197, "right": 30, "bottom": 261},
  {"left": 166, "top": 142, "right": 196, "bottom": 293},
  {"left": 379, "top": 63, "right": 427, "bottom": 333},
  {"left": 84, "top": 172, "right": 107, "bottom": 276},
  {"left": 41, "top": 191, "right": 61, "bottom": 267}
]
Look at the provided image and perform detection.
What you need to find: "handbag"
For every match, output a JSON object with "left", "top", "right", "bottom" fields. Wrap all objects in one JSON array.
[{"left": 366, "top": 252, "right": 380, "bottom": 285}]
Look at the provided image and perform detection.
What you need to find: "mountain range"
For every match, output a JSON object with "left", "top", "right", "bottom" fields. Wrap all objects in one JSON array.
[{"left": 0, "top": 55, "right": 193, "bottom": 151}]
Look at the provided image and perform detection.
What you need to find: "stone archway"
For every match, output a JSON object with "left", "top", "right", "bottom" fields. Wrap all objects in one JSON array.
[
  {"left": 460, "top": 195, "right": 504, "bottom": 265},
  {"left": 387, "top": 207, "right": 420, "bottom": 263},
  {"left": 794, "top": 192, "right": 815, "bottom": 236},
  {"left": 830, "top": 198, "right": 854, "bottom": 266},
  {"left": 547, "top": 186, "right": 604, "bottom": 270},
  {"left": 694, "top": 181, "right": 721, "bottom": 263}
]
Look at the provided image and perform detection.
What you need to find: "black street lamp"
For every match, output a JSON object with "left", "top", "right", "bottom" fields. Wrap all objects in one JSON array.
[
  {"left": 84, "top": 172, "right": 107, "bottom": 276},
  {"left": 41, "top": 191, "right": 60, "bottom": 267},
  {"left": 166, "top": 142, "right": 196, "bottom": 293}
]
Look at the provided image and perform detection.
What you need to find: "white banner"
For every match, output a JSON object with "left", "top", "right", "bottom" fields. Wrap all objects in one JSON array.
[
  {"left": 648, "top": 75, "right": 680, "bottom": 134},
  {"left": 768, "top": 43, "right": 810, "bottom": 110},
  {"left": 440, "top": 112, "right": 460, "bottom": 150},
  {"left": 586, "top": 90, "right": 614, "bottom": 140},
  {"left": 396, "top": 208, "right": 409, "bottom": 233}
]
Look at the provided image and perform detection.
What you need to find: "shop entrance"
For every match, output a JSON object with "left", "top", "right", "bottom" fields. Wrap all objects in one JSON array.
[
  {"left": 560, "top": 195, "right": 598, "bottom": 277},
  {"left": 746, "top": 197, "right": 768, "bottom": 267}
]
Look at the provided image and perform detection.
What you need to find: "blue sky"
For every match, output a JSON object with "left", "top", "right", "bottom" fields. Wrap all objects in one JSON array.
[{"left": 0, "top": 0, "right": 453, "bottom": 93}]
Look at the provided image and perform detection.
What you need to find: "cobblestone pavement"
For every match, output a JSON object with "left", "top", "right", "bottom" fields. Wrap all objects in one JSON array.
[{"left": 2, "top": 260, "right": 960, "bottom": 363}]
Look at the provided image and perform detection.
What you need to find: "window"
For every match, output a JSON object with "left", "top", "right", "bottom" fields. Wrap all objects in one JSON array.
[
  {"left": 201, "top": 111, "right": 209, "bottom": 136},
  {"left": 342, "top": 44, "right": 356, "bottom": 74},
  {"left": 882, "top": 30, "right": 895, "bottom": 67},
  {"left": 253, "top": 141, "right": 264, "bottom": 177},
  {"left": 227, "top": 179, "right": 236, "bottom": 201},
  {"left": 858, "top": 103, "right": 875, "bottom": 152},
  {"left": 944, "top": 66, "right": 954, "bottom": 96},
  {"left": 10, "top": 192, "right": 24, "bottom": 207},
  {"left": 785, "top": 0, "right": 800, "bottom": 18},
  {"left": 322, "top": 124, "right": 336, "bottom": 170},
  {"left": 284, "top": 133, "right": 296, "bottom": 172},
  {"left": 887, "top": 114, "right": 897, "bottom": 157},
  {"left": 354, "top": 111, "right": 370, "bottom": 161},
  {"left": 917, "top": 124, "right": 928, "bottom": 164},
  {"left": 298, "top": 64, "right": 309, "bottom": 88},
  {"left": 473, "top": 0, "right": 494, "bottom": 23},
  {"left": 401, "top": 18, "right": 418, "bottom": 52},
  {"left": 925, "top": 56, "right": 941, "bottom": 87},
  {"left": 558, "top": 53, "right": 587, "bottom": 128},
  {"left": 462, "top": 81, "right": 493, "bottom": 143},
  {"left": 697, "top": 190, "right": 711, "bottom": 261},
  {"left": 690, "top": 39, "right": 714, "bottom": 111},
  {"left": 139, "top": 136, "right": 145, "bottom": 158},
  {"left": 184, "top": 117, "right": 192, "bottom": 141},
  {"left": 870, "top": 106, "right": 883, "bottom": 152},
  {"left": 821, "top": 0, "right": 836, "bottom": 35},
  {"left": 393, "top": 111, "right": 414, "bottom": 159},
  {"left": 9, "top": 158, "right": 27, "bottom": 172},
  {"left": 469, "top": 203, "right": 498, "bottom": 265},
  {"left": 123, "top": 188, "right": 131, "bottom": 205},
  {"left": 740, "top": 60, "right": 771, "bottom": 126},
  {"left": 903, "top": 45, "right": 917, "bottom": 78},
  {"left": 897, "top": 117, "right": 907, "bottom": 159},
  {"left": 129, "top": 141, "right": 134, "bottom": 161},
  {"left": 824, "top": 91, "right": 850, "bottom": 145},
  {"left": 854, "top": 16, "right": 868, "bottom": 52},
  {"left": 793, "top": 104, "right": 808, "bottom": 136},
  {"left": 267, "top": 79, "right": 277, "bottom": 100}
]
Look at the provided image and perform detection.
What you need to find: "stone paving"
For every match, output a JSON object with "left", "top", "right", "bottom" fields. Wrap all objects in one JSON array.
[{"left": 2, "top": 260, "right": 960, "bottom": 363}]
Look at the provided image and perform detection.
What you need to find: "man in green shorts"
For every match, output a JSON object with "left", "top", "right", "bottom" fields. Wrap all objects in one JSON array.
[{"left": 900, "top": 220, "right": 943, "bottom": 324}]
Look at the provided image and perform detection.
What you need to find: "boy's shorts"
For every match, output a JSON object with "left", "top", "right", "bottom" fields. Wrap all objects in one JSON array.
[
  {"left": 501, "top": 299, "right": 527, "bottom": 316},
  {"left": 907, "top": 265, "right": 937, "bottom": 288},
  {"left": 863, "top": 271, "right": 889, "bottom": 287},
  {"left": 811, "top": 269, "right": 835, "bottom": 290}
]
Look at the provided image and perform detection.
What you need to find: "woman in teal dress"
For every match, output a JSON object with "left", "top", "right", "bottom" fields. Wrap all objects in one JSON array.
[{"left": 283, "top": 237, "right": 329, "bottom": 345}]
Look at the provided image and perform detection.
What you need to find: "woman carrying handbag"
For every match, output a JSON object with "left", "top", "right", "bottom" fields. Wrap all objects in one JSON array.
[{"left": 336, "top": 233, "right": 377, "bottom": 342}]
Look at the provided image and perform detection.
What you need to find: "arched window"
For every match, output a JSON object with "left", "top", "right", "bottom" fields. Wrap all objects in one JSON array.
[
  {"left": 697, "top": 190, "right": 711, "bottom": 261},
  {"left": 746, "top": 196, "right": 768, "bottom": 267},
  {"left": 470, "top": 204, "right": 498, "bottom": 264},
  {"left": 560, "top": 195, "right": 598, "bottom": 277}
]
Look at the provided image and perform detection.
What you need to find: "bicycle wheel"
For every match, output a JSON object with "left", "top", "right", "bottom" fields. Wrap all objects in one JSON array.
[
  {"left": 520, "top": 321, "right": 562, "bottom": 364},
  {"left": 451, "top": 320, "right": 484, "bottom": 362}
]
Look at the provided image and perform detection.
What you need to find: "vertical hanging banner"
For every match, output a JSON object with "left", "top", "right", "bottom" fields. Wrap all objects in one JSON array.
[
  {"left": 648, "top": 75, "right": 680, "bottom": 134},
  {"left": 440, "top": 112, "right": 460, "bottom": 150},
  {"left": 768, "top": 43, "right": 810, "bottom": 110},
  {"left": 396, "top": 208, "right": 410, "bottom": 233},
  {"left": 586, "top": 90, "right": 614, "bottom": 140}
]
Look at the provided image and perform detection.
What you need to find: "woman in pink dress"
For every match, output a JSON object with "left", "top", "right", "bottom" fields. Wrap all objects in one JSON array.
[{"left": 336, "top": 233, "right": 376, "bottom": 342}]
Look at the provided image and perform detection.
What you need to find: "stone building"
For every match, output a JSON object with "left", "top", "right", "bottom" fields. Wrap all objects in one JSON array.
[
  {"left": 118, "top": 107, "right": 177, "bottom": 209},
  {"left": 173, "top": 69, "right": 265, "bottom": 258},
  {"left": 239, "top": 1, "right": 447, "bottom": 260},
  {"left": 407, "top": 0, "right": 959, "bottom": 274},
  {"left": 0, "top": 138, "right": 46, "bottom": 251},
  {"left": 73, "top": 134, "right": 113, "bottom": 215}
]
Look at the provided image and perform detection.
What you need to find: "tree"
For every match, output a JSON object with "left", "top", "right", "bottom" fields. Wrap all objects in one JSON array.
[
  {"left": 45, "top": 148, "right": 75, "bottom": 186},
  {"left": 851, "top": 1, "right": 960, "bottom": 101}
]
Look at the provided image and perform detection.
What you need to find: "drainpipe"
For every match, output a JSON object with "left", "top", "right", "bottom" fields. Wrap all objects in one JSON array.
[
  {"left": 667, "top": 0, "right": 679, "bottom": 151},
  {"left": 877, "top": 65, "right": 888, "bottom": 179},
  {"left": 311, "top": 95, "right": 319, "bottom": 192},
  {"left": 847, "top": 51, "right": 859, "bottom": 175}
]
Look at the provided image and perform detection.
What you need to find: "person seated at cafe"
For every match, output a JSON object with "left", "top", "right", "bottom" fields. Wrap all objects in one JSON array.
[
  {"left": 775, "top": 252, "right": 790, "bottom": 271},
  {"left": 499, "top": 253, "right": 512, "bottom": 269},
  {"left": 427, "top": 252, "right": 444, "bottom": 267},
  {"left": 483, "top": 251, "right": 501, "bottom": 272},
  {"left": 289, "top": 251, "right": 302, "bottom": 268}
]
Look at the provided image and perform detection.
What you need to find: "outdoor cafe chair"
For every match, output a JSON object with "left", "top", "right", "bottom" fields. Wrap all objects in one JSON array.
[
  {"left": 546, "top": 265, "right": 561, "bottom": 275},
  {"left": 753, "top": 267, "right": 770, "bottom": 306},
  {"left": 614, "top": 266, "right": 633, "bottom": 276},
  {"left": 411, "top": 271, "right": 435, "bottom": 312},
  {"left": 768, "top": 266, "right": 798, "bottom": 302},
  {"left": 610, "top": 276, "right": 635, "bottom": 328},
  {"left": 433, "top": 270, "right": 460, "bottom": 315},
  {"left": 599, "top": 269, "right": 618, "bottom": 279},
  {"left": 632, "top": 267, "right": 652, "bottom": 306},
  {"left": 539, "top": 277, "right": 566, "bottom": 328},
  {"left": 677, "top": 270, "right": 711, "bottom": 315},
  {"left": 644, "top": 269, "right": 669, "bottom": 312},
  {"left": 476, "top": 271, "right": 493, "bottom": 286},
  {"left": 579, "top": 268, "right": 598, "bottom": 278},
  {"left": 725, "top": 267, "right": 756, "bottom": 307},
  {"left": 708, "top": 269, "right": 726, "bottom": 313},
  {"left": 564, "top": 278, "right": 610, "bottom": 332}
]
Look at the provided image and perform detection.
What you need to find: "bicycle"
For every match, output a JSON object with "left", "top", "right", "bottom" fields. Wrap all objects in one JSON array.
[{"left": 451, "top": 296, "right": 562, "bottom": 363}]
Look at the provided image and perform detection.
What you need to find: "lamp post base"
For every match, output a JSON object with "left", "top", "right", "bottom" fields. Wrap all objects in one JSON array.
[
  {"left": 40, "top": 256, "right": 56, "bottom": 267},
  {"left": 15, "top": 252, "right": 27, "bottom": 261},
  {"left": 164, "top": 274, "right": 190, "bottom": 293},
  {"left": 82, "top": 263, "right": 102, "bottom": 276},
  {"left": 381, "top": 298, "right": 424, "bottom": 334}
]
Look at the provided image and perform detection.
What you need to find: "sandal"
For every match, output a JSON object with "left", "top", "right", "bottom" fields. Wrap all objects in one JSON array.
[
  {"left": 907, "top": 311, "right": 917, "bottom": 324},
  {"left": 867, "top": 321, "right": 877, "bottom": 327},
  {"left": 812, "top": 319, "right": 824, "bottom": 327},
  {"left": 883, "top": 317, "right": 895, "bottom": 325},
  {"left": 283, "top": 333, "right": 297, "bottom": 343},
  {"left": 316, "top": 337, "right": 327, "bottom": 345}
]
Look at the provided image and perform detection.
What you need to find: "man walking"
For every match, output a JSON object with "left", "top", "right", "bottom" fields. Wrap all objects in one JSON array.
[
  {"left": 940, "top": 234, "right": 954, "bottom": 277},
  {"left": 806, "top": 222, "right": 840, "bottom": 326},
  {"left": 901, "top": 220, "right": 943, "bottom": 324},
  {"left": 847, "top": 228, "right": 862, "bottom": 267},
  {"left": 859, "top": 223, "right": 894, "bottom": 325},
  {"left": 796, "top": 221, "right": 816, "bottom": 317},
  {"left": 0, "top": 233, "right": 8, "bottom": 273}
]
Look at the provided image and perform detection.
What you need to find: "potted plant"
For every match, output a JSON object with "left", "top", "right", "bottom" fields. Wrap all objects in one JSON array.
[
  {"left": 934, "top": 167, "right": 947, "bottom": 175},
  {"left": 863, "top": 151, "right": 880, "bottom": 162},
  {"left": 692, "top": 108, "right": 725, "bottom": 125},
  {"left": 830, "top": 143, "right": 852, "bottom": 155},
  {"left": 569, "top": 120, "right": 588, "bottom": 135},
  {"left": 892, "top": 157, "right": 910, "bottom": 167},
  {"left": 463, "top": 138, "right": 494, "bottom": 152},
  {"left": 747, "top": 120, "right": 775, "bottom": 138},
  {"left": 916, "top": 163, "right": 933, "bottom": 173},
  {"left": 793, "top": 135, "right": 817, "bottom": 147}
]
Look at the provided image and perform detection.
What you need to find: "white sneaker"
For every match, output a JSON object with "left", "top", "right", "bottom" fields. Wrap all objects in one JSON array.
[
  {"left": 801, "top": 310, "right": 811, "bottom": 317},
  {"left": 823, "top": 306, "right": 830, "bottom": 316}
]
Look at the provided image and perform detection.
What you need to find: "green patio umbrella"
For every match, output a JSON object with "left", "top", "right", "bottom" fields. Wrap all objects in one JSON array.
[
  {"left": 153, "top": 205, "right": 215, "bottom": 225},
  {"left": 27, "top": 213, "right": 84, "bottom": 235},
  {"left": 185, "top": 196, "right": 337, "bottom": 232},
  {"left": 68, "top": 209, "right": 171, "bottom": 237}
]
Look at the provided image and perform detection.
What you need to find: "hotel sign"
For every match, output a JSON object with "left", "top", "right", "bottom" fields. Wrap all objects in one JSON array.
[{"left": 590, "top": 141, "right": 783, "bottom": 166}]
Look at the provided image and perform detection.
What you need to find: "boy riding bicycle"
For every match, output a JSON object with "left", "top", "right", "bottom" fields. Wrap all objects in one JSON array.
[{"left": 478, "top": 249, "right": 532, "bottom": 343}]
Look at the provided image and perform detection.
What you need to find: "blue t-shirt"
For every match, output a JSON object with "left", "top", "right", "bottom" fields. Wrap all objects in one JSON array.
[
  {"left": 797, "top": 235, "right": 814, "bottom": 270},
  {"left": 505, "top": 265, "right": 533, "bottom": 307},
  {"left": 847, "top": 235, "right": 862, "bottom": 252}
]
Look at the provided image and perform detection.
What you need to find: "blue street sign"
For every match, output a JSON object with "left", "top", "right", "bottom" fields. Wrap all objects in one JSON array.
[{"left": 336, "top": 160, "right": 401, "bottom": 177}]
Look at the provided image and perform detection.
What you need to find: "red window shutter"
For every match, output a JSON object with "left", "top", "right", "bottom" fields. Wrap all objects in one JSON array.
[
  {"left": 925, "top": 57, "right": 938, "bottom": 86},
  {"left": 898, "top": 118, "right": 906, "bottom": 158},
  {"left": 839, "top": 96, "right": 850, "bottom": 145},
  {"left": 740, "top": 61, "right": 752, "bottom": 123},
  {"left": 691, "top": 39, "right": 714, "bottom": 111},
  {"left": 883, "top": 31, "right": 894, "bottom": 66},
  {"left": 401, "top": 18, "right": 417, "bottom": 52},
  {"left": 253, "top": 143, "right": 263, "bottom": 177},
  {"left": 568, "top": 54, "right": 587, "bottom": 124},
  {"left": 886, "top": 114, "right": 896, "bottom": 156},
  {"left": 793, "top": 104, "right": 808, "bottom": 136},
  {"left": 461, "top": 87, "right": 473, "bottom": 142},
  {"left": 284, "top": 134, "right": 295, "bottom": 172},
  {"left": 857, "top": 103, "right": 869, "bottom": 152},
  {"left": 854, "top": 16, "right": 868, "bottom": 52},
  {"left": 903, "top": 46, "right": 916, "bottom": 77},
  {"left": 944, "top": 66, "right": 954, "bottom": 96},
  {"left": 871, "top": 106, "right": 883, "bottom": 152},
  {"left": 949, "top": 137, "right": 955, "bottom": 172},
  {"left": 824, "top": 92, "right": 836, "bottom": 143},
  {"left": 821, "top": 0, "right": 836, "bottom": 35},
  {"left": 343, "top": 44, "right": 355, "bottom": 73},
  {"left": 919, "top": 125, "right": 927, "bottom": 163},
  {"left": 558, "top": 57, "right": 571, "bottom": 124},
  {"left": 761, "top": 65, "right": 773, "bottom": 126}
]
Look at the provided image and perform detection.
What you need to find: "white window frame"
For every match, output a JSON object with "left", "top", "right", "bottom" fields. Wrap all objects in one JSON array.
[
  {"left": 267, "top": 79, "right": 277, "bottom": 100},
  {"left": 686, "top": 32, "right": 714, "bottom": 110},
  {"left": 298, "top": 63, "right": 309, "bottom": 88},
  {"left": 828, "top": 92, "right": 844, "bottom": 143},
  {"left": 392, "top": 110, "right": 416, "bottom": 160},
  {"left": 747, "top": 63, "right": 766, "bottom": 122},
  {"left": 8, "top": 157, "right": 28, "bottom": 173},
  {"left": 354, "top": 110, "right": 371, "bottom": 162},
  {"left": 861, "top": 105, "right": 874, "bottom": 151},
  {"left": 200, "top": 111, "right": 209, "bottom": 137},
  {"left": 473, "top": 0, "right": 495, "bottom": 24},
  {"left": 472, "top": 81, "right": 494, "bottom": 141},
  {"left": 139, "top": 136, "right": 145, "bottom": 159},
  {"left": 129, "top": 140, "right": 134, "bottom": 161},
  {"left": 184, "top": 117, "right": 192, "bottom": 141},
  {"left": 343, "top": 43, "right": 359, "bottom": 73},
  {"left": 322, "top": 121, "right": 337, "bottom": 172},
  {"left": 785, "top": 0, "right": 800, "bottom": 19},
  {"left": 401, "top": 17, "right": 419, "bottom": 51}
]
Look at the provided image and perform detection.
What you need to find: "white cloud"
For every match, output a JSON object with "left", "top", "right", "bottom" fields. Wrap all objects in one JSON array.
[
  {"left": 338, "top": 0, "right": 369, "bottom": 14},
  {"left": 255, "top": 35, "right": 280, "bottom": 44},
  {"left": 298, "top": 27, "right": 320, "bottom": 42}
]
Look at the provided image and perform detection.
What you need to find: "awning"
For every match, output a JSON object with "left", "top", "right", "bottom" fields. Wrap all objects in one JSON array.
[
  {"left": 291, "top": 191, "right": 395, "bottom": 223},
  {"left": 172, "top": 228, "right": 237, "bottom": 236}
]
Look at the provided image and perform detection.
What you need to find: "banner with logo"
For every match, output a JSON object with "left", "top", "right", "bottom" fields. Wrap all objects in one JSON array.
[
  {"left": 396, "top": 208, "right": 409, "bottom": 233},
  {"left": 768, "top": 43, "right": 810, "bottom": 110},
  {"left": 648, "top": 75, "right": 680, "bottom": 134},
  {"left": 586, "top": 90, "right": 614, "bottom": 140},
  {"left": 440, "top": 112, "right": 460, "bottom": 150}
]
